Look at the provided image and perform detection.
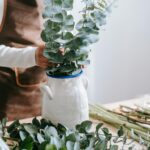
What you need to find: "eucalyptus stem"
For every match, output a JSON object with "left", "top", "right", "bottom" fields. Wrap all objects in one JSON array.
[
  {"left": 83, "top": 1, "right": 88, "bottom": 27},
  {"left": 90, "top": 104, "right": 148, "bottom": 132},
  {"left": 89, "top": 104, "right": 150, "bottom": 147},
  {"left": 120, "top": 105, "right": 150, "bottom": 116},
  {"left": 135, "top": 104, "right": 150, "bottom": 115},
  {"left": 107, "top": 109, "right": 150, "bottom": 125},
  {"left": 3, "top": 136, "right": 19, "bottom": 142}
]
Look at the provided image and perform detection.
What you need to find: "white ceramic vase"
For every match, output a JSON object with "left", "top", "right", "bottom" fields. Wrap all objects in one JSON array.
[{"left": 41, "top": 72, "right": 89, "bottom": 129}]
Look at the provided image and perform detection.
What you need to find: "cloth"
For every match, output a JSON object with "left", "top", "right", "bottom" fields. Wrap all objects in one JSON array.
[
  {"left": 0, "top": 0, "right": 44, "bottom": 47},
  {"left": 0, "top": 0, "right": 4, "bottom": 27},
  {"left": 0, "top": 0, "right": 46, "bottom": 120},
  {"left": 0, "top": 45, "right": 36, "bottom": 68},
  {"left": 0, "top": 0, "right": 6, "bottom": 32}
]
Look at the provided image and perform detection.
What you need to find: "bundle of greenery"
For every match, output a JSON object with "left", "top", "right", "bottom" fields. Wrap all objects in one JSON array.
[
  {"left": 0, "top": 118, "right": 135, "bottom": 150},
  {"left": 41, "top": 0, "right": 113, "bottom": 76}
]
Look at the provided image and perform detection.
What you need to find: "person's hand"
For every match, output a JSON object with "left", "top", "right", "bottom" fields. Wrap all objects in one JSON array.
[
  {"left": 35, "top": 45, "right": 51, "bottom": 68},
  {"left": 35, "top": 45, "right": 65, "bottom": 68},
  {"left": 59, "top": 47, "right": 65, "bottom": 55}
]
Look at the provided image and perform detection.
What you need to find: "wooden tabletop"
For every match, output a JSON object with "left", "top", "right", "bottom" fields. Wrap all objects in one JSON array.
[{"left": 8, "top": 95, "right": 150, "bottom": 149}]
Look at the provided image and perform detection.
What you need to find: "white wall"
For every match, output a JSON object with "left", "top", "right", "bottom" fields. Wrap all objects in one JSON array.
[{"left": 74, "top": 0, "right": 150, "bottom": 103}]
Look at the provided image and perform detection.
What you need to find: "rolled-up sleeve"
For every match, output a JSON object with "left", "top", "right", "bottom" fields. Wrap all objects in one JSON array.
[{"left": 0, "top": 45, "right": 37, "bottom": 68}]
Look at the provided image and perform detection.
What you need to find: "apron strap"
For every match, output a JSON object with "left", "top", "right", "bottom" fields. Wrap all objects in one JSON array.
[
  {"left": 14, "top": 67, "right": 47, "bottom": 88},
  {"left": 0, "top": 0, "right": 7, "bottom": 32}
]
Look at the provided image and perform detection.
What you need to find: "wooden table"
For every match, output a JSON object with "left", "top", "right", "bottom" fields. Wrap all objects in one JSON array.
[{"left": 8, "top": 96, "right": 150, "bottom": 149}]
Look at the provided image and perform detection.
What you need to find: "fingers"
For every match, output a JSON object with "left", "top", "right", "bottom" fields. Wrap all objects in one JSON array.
[
  {"left": 59, "top": 48, "right": 65, "bottom": 55},
  {"left": 39, "top": 61, "right": 56, "bottom": 69},
  {"left": 80, "top": 65, "right": 85, "bottom": 69},
  {"left": 37, "top": 45, "right": 46, "bottom": 55}
]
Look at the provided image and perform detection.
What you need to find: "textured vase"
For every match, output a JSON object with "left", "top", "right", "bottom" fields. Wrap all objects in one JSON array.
[{"left": 41, "top": 72, "right": 89, "bottom": 129}]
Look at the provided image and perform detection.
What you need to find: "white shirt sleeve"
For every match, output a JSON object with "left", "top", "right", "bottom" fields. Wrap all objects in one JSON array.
[{"left": 0, "top": 45, "right": 37, "bottom": 68}]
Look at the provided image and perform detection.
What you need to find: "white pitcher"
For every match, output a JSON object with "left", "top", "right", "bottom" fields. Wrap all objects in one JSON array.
[{"left": 41, "top": 72, "right": 89, "bottom": 129}]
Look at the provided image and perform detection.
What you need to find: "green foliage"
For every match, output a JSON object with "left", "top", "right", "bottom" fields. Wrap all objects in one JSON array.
[
  {"left": 0, "top": 118, "right": 137, "bottom": 150},
  {"left": 41, "top": 0, "right": 114, "bottom": 76}
]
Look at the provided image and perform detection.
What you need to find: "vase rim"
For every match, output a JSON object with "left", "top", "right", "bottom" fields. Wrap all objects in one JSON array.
[{"left": 46, "top": 70, "right": 83, "bottom": 79}]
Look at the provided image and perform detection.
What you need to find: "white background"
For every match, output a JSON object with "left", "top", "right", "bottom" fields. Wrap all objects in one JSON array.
[{"left": 73, "top": 0, "right": 150, "bottom": 103}]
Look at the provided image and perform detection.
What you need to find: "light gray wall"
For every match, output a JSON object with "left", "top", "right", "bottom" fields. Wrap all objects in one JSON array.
[{"left": 74, "top": 0, "right": 150, "bottom": 103}]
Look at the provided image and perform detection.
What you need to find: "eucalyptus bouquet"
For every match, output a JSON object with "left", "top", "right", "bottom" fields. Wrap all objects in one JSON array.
[
  {"left": 0, "top": 118, "right": 135, "bottom": 150},
  {"left": 41, "top": 0, "right": 113, "bottom": 76}
]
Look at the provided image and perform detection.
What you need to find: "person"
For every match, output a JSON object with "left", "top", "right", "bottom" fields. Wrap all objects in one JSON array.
[
  {"left": 0, "top": 45, "right": 49, "bottom": 68},
  {"left": 0, "top": 0, "right": 50, "bottom": 120}
]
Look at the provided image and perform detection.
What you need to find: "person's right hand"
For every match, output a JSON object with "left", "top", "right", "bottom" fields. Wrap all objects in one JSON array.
[
  {"left": 35, "top": 45, "right": 65, "bottom": 68},
  {"left": 35, "top": 45, "right": 52, "bottom": 68}
]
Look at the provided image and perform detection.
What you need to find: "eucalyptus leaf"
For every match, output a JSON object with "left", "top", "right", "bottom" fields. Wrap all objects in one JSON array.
[
  {"left": 63, "top": 24, "right": 74, "bottom": 31},
  {"left": 66, "top": 141, "right": 74, "bottom": 150},
  {"left": 76, "top": 121, "right": 92, "bottom": 133},
  {"left": 85, "top": 18, "right": 97, "bottom": 29},
  {"left": 32, "top": 117, "right": 41, "bottom": 128},
  {"left": 43, "top": 6, "right": 63, "bottom": 18},
  {"left": 64, "top": 15, "right": 74, "bottom": 26},
  {"left": 62, "top": 0, "right": 73, "bottom": 10},
  {"left": 23, "top": 124, "right": 38, "bottom": 135},
  {"left": 45, "top": 126, "right": 58, "bottom": 137},
  {"left": 44, "top": 0, "right": 53, "bottom": 5},
  {"left": 54, "top": 0, "right": 62, "bottom": 6},
  {"left": 91, "top": 10, "right": 107, "bottom": 26},
  {"left": 45, "top": 42, "right": 60, "bottom": 49},
  {"left": 44, "top": 48, "right": 59, "bottom": 53},
  {"left": 43, "top": 51, "right": 64, "bottom": 63},
  {"left": 83, "top": 0, "right": 94, "bottom": 8},
  {"left": 96, "top": 123, "right": 103, "bottom": 135},
  {"left": 59, "top": 65, "right": 74, "bottom": 73},
  {"left": 39, "top": 141, "right": 49, "bottom": 150},
  {"left": 76, "top": 47, "right": 90, "bottom": 56},
  {"left": 74, "top": 141, "right": 80, "bottom": 150},
  {"left": 66, "top": 133, "right": 76, "bottom": 142},
  {"left": 50, "top": 136, "right": 62, "bottom": 148},
  {"left": 63, "top": 32, "right": 74, "bottom": 40},
  {"left": 78, "top": 60, "right": 90, "bottom": 65},
  {"left": 128, "top": 146, "right": 135, "bottom": 150},
  {"left": 85, "top": 137, "right": 95, "bottom": 150},
  {"left": 46, "top": 144, "right": 57, "bottom": 150},
  {"left": 76, "top": 20, "right": 84, "bottom": 31},
  {"left": 40, "top": 118, "right": 54, "bottom": 129},
  {"left": 37, "top": 133, "right": 45, "bottom": 144},
  {"left": 19, "top": 136, "right": 34, "bottom": 150},
  {"left": 46, "top": 67, "right": 59, "bottom": 73},
  {"left": 102, "top": 127, "right": 112, "bottom": 141},
  {"left": 71, "top": 69, "right": 82, "bottom": 75},
  {"left": 7, "top": 120, "right": 20, "bottom": 133},
  {"left": 2, "top": 118, "right": 7, "bottom": 127},
  {"left": 19, "top": 131, "right": 27, "bottom": 141},
  {"left": 55, "top": 38, "right": 72, "bottom": 44},
  {"left": 110, "top": 145, "right": 119, "bottom": 150},
  {"left": 117, "top": 126, "right": 124, "bottom": 137},
  {"left": 57, "top": 123, "right": 67, "bottom": 135},
  {"left": 50, "top": 13, "right": 64, "bottom": 23}
]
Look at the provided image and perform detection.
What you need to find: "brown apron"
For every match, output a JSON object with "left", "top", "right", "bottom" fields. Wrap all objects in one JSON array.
[{"left": 0, "top": 0, "right": 46, "bottom": 120}]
